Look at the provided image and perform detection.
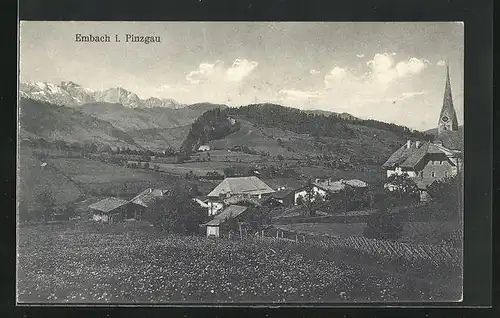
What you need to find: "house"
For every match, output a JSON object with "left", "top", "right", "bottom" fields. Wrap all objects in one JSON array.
[
  {"left": 197, "top": 145, "right": 211, "bottom": 152},
  {"left": 293, "top": 179, "right": 368, "bottom": 205},
  {"left": 270, "top": 189, "right": 296, "bottom": 207},
  {"left": 128, "top": 188, "right": 169, "bottom": 220},
  {"left": 89, "top": 197, "right": 130, "bottom": 224},
  {"left": 382, "top": 140, "right": 461, "bottom": 203},
  {"left": 206, "top": 176, "right": 275, "bottom": 216},
  {"left": 201, "top": 205, "right": 248, "bottom": 237}
]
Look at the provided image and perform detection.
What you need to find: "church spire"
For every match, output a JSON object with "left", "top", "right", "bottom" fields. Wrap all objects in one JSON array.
[{"left": 437, "top": 62, "right": 459, "bottom": 136}]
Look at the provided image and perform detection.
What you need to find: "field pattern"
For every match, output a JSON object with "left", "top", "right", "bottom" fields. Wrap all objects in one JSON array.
[
  {"left": 17, "top": 224, "right": 461, "bottom": 303},
  {"left": 274, "top": 225, "right": 462, "bottom": 268}
]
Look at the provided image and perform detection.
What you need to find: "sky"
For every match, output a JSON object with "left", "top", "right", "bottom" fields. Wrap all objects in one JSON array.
[{"left": 19, "top": 21, "right": 464, "bottom": 131}]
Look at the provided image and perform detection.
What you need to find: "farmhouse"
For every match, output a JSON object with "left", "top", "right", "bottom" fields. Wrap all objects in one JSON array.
[
  {"left": 197, "top": 145, "right": 211, "bottom": 152},
  {"left": 382, "top": 140, "right": 460, "bottom": 191},
  {"left": 206, "top": 176, "right": 275, "bottom": 216},
  {"left": 202, "top": 205, "right": 249, "bottom": 237},
  {"left": 128, "top": 188, "right": 169, "bottom": 220},
  {"left": 89, "top": 197, "right": 130, "bottom": 224}
]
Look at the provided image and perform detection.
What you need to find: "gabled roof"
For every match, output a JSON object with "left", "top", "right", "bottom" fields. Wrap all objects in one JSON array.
[
  {"left": 129, "top": 188, "right": 169, "bottom": 208},
  {"left": 313, "top": 181, "right": 344, "bottom": 192},
  {"left": 207, "top": 176, "right": 275, "bottom": 198},
  {"left": 383, "top": 141, "right": 458, "bottom": 170},
  {"left": 203, "top": 205, "right": 248, "bottom": 226},
  {"left": 312, "top": 179, "right": 368, "bottom": 193},
  {"left": 89, "top": 197, "right": 128, "bottom": 213}
]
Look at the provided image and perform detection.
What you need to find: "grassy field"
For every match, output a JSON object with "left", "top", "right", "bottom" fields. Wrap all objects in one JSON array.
[
  {"left": 18, "top": 147, "right": 84, "bottom": 213},
  {"left": 17, "top": 223, "right": 461, "bottom": 303}
]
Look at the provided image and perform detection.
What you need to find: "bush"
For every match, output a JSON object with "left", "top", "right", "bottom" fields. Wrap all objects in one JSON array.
[{"left": 363, "top": 212, "right": 404, "bottom": 240}]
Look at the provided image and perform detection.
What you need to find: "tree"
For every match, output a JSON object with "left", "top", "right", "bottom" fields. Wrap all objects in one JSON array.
[
  {"left": 242, "top": 206, "right": 271, "bottom": 233},
  {"left": 297, "top": 180, "right": 325, "bottom": 217},
  {"left": 145, "top": 186, "right": 208, "bottom": 235},
  {"left": 35, "top": 190, "right": 55, "bottom": 223},
  {"left": 427, "top": 173, "right": 462, "bottom": 219},
  {"left": 385, "top": 173, "right": 420, "bottom": 207}
]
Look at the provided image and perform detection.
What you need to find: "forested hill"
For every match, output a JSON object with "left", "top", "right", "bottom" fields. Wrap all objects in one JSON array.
[{"left": 180, "top": 103, "right": 435, "bottom": 155}]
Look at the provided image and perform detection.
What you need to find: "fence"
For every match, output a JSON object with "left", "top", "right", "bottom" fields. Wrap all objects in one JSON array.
[{"left": 270, "top": 225, "right": 462, "bottom": 269}]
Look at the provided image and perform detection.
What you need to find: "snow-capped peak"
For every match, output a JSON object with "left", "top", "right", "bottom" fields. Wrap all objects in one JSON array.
[{"left": 20, "top": 81, "right": 183, "bottom": 109}]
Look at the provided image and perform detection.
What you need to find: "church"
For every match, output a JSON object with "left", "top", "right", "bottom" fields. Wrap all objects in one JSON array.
[{"left": 382, "top": 64, "right": 462, "bottom": 191}]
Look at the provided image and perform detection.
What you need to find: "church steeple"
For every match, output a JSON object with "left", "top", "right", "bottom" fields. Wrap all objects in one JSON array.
[{"left": 437, "top": 62, "right": 459, "bottom": 136}]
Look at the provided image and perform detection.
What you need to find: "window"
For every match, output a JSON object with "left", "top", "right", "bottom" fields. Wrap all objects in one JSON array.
[{"left": 431, "top": 171, "right": 436, "bottom": 178}]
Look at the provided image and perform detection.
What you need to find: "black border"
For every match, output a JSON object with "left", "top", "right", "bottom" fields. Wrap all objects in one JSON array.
[{"left": 8, "top": 0, "right": 494, "bottom": 316}]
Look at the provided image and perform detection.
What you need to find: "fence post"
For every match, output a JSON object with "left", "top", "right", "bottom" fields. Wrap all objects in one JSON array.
[{"left": 295, "top": 235, "right": 298, "bottom": 242}]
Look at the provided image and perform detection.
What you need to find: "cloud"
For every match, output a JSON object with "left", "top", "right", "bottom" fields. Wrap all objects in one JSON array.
[
  {"left": 309, "top": 69, "right": 321, "bottom": 75},
  {"left": 186, "top": 60, "right": 225, "bottom": 84},
  {"left": 186, "top": 58, "right": 258, "bottom": 84},
  {"left": 226, "top": 59, "right": 258, "bottom": 82},
  {"left": 324, "top": 66, "right": 350, "bottom": 87},
  {"left": 398, "top": 90, "right": 427, "bottom": 100},
  {"left": 159, "top": 84, "right": 189, "bottom": 93},
  {"left": 395, "top": 57, "right": 428, "bottom": 77},
  {"left": 356, "top": 53, "right": 365, "bottom": 58},
  {"left": 437, "top": 60, "right": 446, "bottom": 66},
  {"left": 279, "top": 89, "right": 324, "bottom": 101},
  {"left": 364, "top": 53, "right": 428, "bottom": 85}
]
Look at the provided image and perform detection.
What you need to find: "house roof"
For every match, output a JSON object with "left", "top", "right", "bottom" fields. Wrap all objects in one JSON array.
[
  {"left": 207, "top": 176, "right": 275, "bottom": 198},
  {"left": 344, "top": 179, "right": 368, "bottom": 188},
  {"left": 312, "top": 179, "right": 368, "bottom": 193},
  {"left": 382, "top": 141, "right": 456, "bottom": 170},
  {"left": 129, "top": 188, "right": 169, "bottom": 208},
  {"left": 88, "top": 197, "right": 129, "bottom": 213},
  {"left": 203, "top": 205, "right": 248, "bottom": 226}
]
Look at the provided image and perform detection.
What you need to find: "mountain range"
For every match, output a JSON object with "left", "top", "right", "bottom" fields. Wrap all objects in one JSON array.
[
  {"left": 20, "top": 81, "right": 182, "bottom": 109},
  {"left": 19, "top": 81, "right": 439, "bottom": 162}
]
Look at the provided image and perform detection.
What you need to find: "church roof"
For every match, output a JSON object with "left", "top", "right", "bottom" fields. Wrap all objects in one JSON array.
[{"left": 438, "top": 64, "right": 459, "bottom": 131}]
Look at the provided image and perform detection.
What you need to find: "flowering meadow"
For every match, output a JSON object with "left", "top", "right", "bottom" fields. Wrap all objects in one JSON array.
[{"left": 17, "top": 223, "right": 461, "bottom": 303}]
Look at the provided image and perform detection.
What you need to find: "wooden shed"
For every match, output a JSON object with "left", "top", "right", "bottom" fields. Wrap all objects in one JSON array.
[{"left": 89, "top": 197, "right": 129, "bottom": 224}]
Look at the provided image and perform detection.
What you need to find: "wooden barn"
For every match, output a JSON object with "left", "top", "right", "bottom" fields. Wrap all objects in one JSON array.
[
  {"left": 202, "top": 205, "right": 249, "bottom": 238},
  {"left": 89, "top": 197, "right": 130, "bottom": 224},
  {"left": 128, "top": 188, "right": 169, "bottom": 220}
]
